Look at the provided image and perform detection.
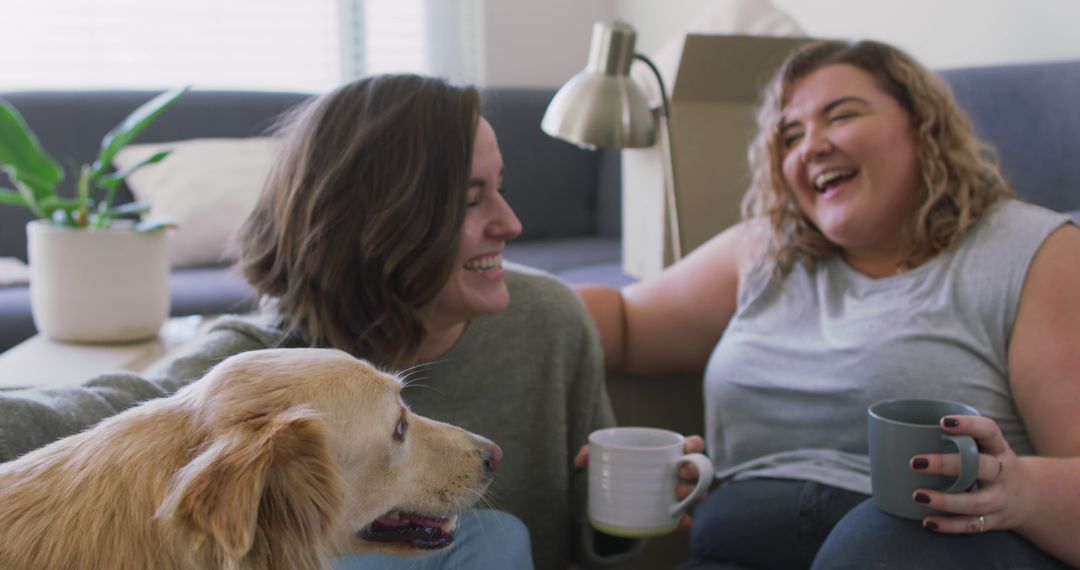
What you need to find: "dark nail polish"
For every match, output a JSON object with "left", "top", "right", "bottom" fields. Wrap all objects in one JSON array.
[
  {"left": 925, "top": 521, "right": 939, "bottom": 531},
  {"left": 943, "top": 417, "right": 960, "bottom": 428},
  {"left": 915, "top": 492, "right": 931, "bottom": 504},
  {"left": 912, "top": 458, "right": 929, "bottom": 469}
]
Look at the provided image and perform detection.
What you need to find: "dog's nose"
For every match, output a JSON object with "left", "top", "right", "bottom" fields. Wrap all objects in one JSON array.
[{"left": 484, "top": 442, "right": 503, "bottom": 473}]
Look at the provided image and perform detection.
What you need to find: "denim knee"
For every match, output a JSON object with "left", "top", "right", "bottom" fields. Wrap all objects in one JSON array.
[
  {"left": 454, "top": 509, "right": 533, "bottom": 568},
  {"left": 687, "top": 478, "right": 866, "bottom": 569},
  {"left": 813, "top": 499, "right": 1070, "bottom": 570}
]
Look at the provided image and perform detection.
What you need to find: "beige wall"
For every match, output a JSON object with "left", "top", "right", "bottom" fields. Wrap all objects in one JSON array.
[
  {"left": 615, "top": 0, "right": 1080, "bottom": 70},
  {"left": 480, "top": 0, "right": 615, "bottom": 87},
  {"left": 479, "top": 0, "right": 1080, "bottom": 87}
]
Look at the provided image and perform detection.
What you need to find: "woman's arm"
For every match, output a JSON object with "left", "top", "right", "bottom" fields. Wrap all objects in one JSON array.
[
  {"left": 1005, "top": 223, "right": 1080, "bottom": 565},
  {"left": 576, "top": 222, "right": 747, "bottom": 375},
  {"left": 915, "top": 224, "right": 1080, "bottom": 566}
]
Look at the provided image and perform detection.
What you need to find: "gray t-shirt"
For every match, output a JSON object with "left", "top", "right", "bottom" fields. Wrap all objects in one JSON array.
[{"left": 704, "top": 200, "right": 1072, "bottom": 494}]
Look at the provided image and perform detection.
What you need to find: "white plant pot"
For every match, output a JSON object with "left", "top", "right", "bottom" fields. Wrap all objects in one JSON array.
[{"left": 27, "top": 220, "right": 170, "bottom": 343}]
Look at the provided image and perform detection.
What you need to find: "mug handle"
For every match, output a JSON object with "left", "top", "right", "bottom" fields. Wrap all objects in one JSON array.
[
  {"left": 667, "top": 453, "right": 716, "bottom": 518},
  {"left": 941, "top": 434, "right": 979, "bottom": 493}
]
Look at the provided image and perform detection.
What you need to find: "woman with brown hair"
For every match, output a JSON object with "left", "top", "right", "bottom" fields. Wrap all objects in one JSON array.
[
  {"left": 578, "top": 40, "right": 1080, "bottom": 568},
  {"left": 233, "top": 74, "right": 630, "bottom": 569},
  {"left": 180, "top": 74, "right": 630, "bottom": 570}
]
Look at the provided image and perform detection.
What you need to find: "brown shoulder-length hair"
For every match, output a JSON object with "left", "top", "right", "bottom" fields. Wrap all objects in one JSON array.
[
  {"left": 742, "top": 40, "right": 1012, "bottom": 278},
  {"left": 239, "top": 75, "right": 481, "bottom": 368}
]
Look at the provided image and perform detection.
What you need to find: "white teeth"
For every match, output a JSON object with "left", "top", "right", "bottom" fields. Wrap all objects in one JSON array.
[
  {"left": 464, "top": 254, "right": 502, "bottom": 272},
  {"left": 814, "top": 169, "right": 856, "bottom": 191},
  {"left": 441, "top": 515, "right": 458, "bottom": 533}
]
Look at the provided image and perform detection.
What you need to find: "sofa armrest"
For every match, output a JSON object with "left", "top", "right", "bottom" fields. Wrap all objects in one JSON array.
[{"left": 606, "top": 370, "right": 704, "bottom": 435}]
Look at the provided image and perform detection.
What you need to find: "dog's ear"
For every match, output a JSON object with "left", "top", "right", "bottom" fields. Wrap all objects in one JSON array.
[{"left": 157, "top": 407, "right": 344, "bottom": 562}]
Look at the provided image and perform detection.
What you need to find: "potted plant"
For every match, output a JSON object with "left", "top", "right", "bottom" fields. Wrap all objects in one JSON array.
[{"left": 0, "top": 87, "right": 189, "bottom": 343}]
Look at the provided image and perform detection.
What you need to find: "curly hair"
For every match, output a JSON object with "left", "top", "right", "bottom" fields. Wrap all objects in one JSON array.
[
  {"left": 741, "top": 40, "right": 1012, "bottom": 278},
  {"left": 238, "top": 75, "right": 481, "bottom": 368}
]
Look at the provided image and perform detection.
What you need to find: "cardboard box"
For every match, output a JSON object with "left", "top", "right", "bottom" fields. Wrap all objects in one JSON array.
[{"left": 622, "top": 34, "right": 813, "bottom": 278}]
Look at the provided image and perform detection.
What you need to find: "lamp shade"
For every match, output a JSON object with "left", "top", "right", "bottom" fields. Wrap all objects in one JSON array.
[{"left": 541, "top": 21, "right": 656, "bottom": 149}]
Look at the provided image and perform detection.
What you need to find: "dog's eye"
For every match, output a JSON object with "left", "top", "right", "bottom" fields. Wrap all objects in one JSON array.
[{"left": 394, "top": 418, "right": 408, "bottom": 442}]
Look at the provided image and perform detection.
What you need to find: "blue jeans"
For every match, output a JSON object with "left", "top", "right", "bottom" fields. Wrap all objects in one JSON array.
[
  {"left": 333, "top": 509, "right": 533, "bottom": 570},
  {"left": 813, "top": 499, "right": 1071, "bottom": 570},
  {"left": 682, "top": 478, "right": 1068, "bottom": 570}
]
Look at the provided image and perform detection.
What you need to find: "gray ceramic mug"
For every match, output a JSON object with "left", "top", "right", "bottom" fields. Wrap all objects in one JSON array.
[{"left": 868, "top": 398, "right": 981, "bottom": 520}]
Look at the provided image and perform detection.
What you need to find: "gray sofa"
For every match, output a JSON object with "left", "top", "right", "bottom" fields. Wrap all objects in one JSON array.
[
  {"left": 0, "top": 88, "right": 631, "bottom": 353},
  {"left": 1, "top": 60, "right": 1079, "bottom": 568}
]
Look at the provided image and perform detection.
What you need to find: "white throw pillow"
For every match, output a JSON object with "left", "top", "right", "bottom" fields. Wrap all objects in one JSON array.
[{"left": 111, "top": 138, "right": 277, "bottom": 268}]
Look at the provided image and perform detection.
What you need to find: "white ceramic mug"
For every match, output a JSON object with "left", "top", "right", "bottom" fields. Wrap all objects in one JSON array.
[{"left": 588, "top": 427, "right": 715, "bottom": 538}]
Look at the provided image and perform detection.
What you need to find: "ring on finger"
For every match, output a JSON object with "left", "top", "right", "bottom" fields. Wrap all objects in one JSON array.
[{"left": 976, "top": 514, "right": 986, "bottom": 533}]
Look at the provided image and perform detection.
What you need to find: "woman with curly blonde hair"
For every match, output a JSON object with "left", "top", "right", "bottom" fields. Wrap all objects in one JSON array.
[
  {"left": 744, "top": 40, "right": 1012, "bottom": 280},
  {"left": 578, "top": 39, "right": 1079, "bottom": 568}
]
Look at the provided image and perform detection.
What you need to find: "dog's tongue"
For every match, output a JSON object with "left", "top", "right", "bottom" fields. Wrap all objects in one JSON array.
[{"left": 374, "top": 512, "right": 448, "bottom": 529}]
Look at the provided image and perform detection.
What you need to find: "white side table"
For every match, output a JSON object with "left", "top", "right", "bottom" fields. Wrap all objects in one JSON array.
[{"left": 0, "top": 315, "right": 215, "bottom": 390}]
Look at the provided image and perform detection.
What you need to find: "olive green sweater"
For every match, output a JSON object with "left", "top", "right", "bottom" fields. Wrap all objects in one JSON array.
[{"left": 0, "top": 268, "right": 638, "bottom": 569}]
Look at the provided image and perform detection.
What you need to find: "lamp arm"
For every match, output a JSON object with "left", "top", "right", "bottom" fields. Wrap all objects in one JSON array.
[{"left": 633, "top": 53, "right": 682, "bottom": 262}]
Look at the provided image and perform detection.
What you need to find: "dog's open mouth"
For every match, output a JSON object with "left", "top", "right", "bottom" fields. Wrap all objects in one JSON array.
[{"left": 360, "top": 511, "right": 458, "bottom": 550}]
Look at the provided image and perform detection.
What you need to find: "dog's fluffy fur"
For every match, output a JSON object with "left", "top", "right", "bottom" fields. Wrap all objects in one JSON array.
[{"left": 0, "top": 348, "right": 498, "bottom": 570}]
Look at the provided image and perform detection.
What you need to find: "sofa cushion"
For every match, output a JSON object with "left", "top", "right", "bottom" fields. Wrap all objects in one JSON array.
[
  {"left": 113, "top": 138, "right": 276, "bottom": 268},
  {"left": 0, "top": 286, "right": 34, "bottom": 353},
  {"left": 0, "top": 257, "right": 29, "bottom": 287},
  {"left": 168, "top": 265, "right": 257, "bottom": 316},
  {"left": 505, "top": 237, "right": 634, "bottom": 286}
]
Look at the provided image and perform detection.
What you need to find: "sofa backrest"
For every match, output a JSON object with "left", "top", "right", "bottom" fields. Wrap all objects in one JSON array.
[
  {"left": 482, "top": 89, "right": 622, "bottom": 242},
  {"left": 0, "top": 88, "right": 618, "bottom": 261},
  {"left": 939, "top": 61, "right": 1080, "bottom": 215}
]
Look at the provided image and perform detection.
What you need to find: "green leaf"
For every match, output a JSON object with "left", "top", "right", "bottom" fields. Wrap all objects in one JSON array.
[
  {"left": 107, "top": 200, "right": 152, "bottom": 217},
  {"left": 134, "top": 218, "right": 176, "bottom": 233},
  {"left": 88, "top": 211, "right": 112, "bottom": 230},
  {"left": 75, "top": 165, "right": 91, "bottom": 227},
  {"left": 90, "top": 86, "right": 190, "bottom": 181},
  {"left": 11, "top": 178, "right": 47, "bottom": 219},
  {"left": 96, "top": 149, "right": 172, "bottom": 191},
  {"left": 0, "top": 187, "right": 27, "bottom": 207},
  {"left": 39, "top": 194, "right": 82, "bottom": 211},
  {"left": 0, "top": 100, "right": 63, "bottom": 206},
  {"left": 39, "top": 195, "right": 83, "bottom": 221}
]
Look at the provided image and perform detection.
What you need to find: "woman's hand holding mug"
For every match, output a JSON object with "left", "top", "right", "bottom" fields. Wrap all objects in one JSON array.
[
  {"left": 576, "top": 430, "right": 710, "bottom": 534},
  {"left": 908, "top": 414, "right": 1033, "bottom": 535}
]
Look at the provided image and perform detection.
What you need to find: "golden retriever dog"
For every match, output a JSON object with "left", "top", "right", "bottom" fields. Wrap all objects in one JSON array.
[{"left": 0, "top": 348, "right": 500, "bottom": 570}]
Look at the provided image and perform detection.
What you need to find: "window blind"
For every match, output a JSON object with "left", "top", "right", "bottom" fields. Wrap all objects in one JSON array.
[{"left": 0, "top": 0, "right": 451, "bottom": 92}]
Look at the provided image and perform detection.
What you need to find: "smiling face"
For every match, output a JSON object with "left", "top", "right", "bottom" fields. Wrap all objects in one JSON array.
[
  {"left": 418, "top": 117, "right": 522, "bottom": 330},
  {"left": 779, "top": 63, "right": 922, "bottom": 275}
]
